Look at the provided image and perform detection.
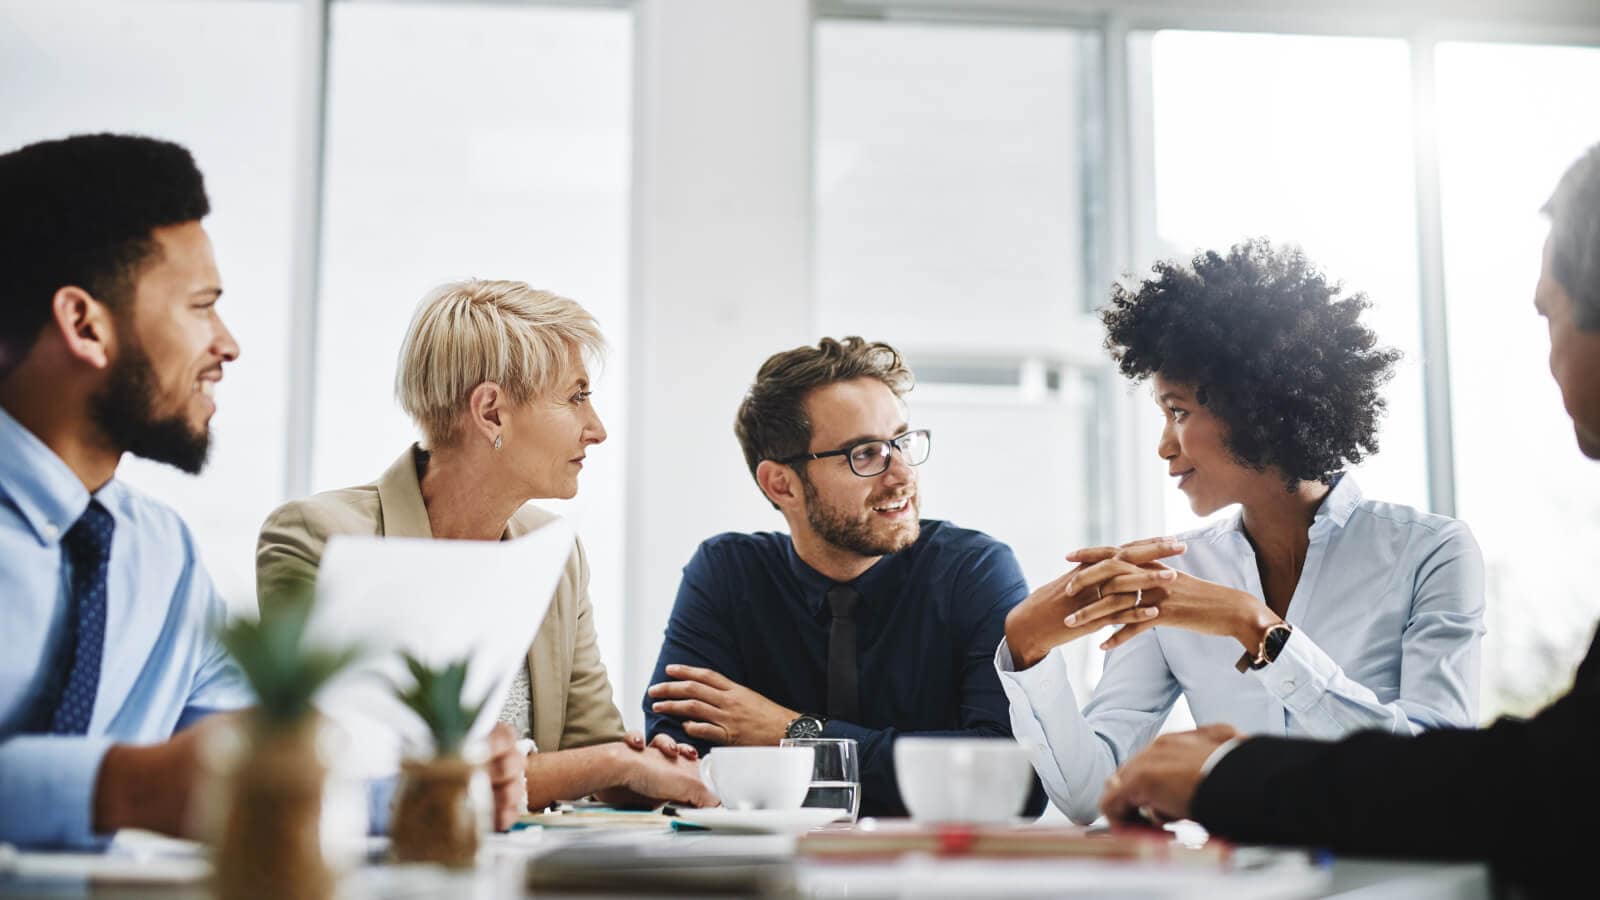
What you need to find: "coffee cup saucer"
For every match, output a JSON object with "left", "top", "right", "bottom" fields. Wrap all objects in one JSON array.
[{"left": 673, "top": 806, "right": 848, "bottom": 834}]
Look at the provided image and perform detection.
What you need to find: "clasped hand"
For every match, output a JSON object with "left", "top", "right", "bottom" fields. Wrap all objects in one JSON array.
[{"left": 1004, "top": 537, "right": 1281, "bottom": 669}]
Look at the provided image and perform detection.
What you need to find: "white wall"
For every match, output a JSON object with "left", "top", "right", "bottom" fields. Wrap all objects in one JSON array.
[{"left": 622, "top": 0, "right": 817, "bottom": 727}]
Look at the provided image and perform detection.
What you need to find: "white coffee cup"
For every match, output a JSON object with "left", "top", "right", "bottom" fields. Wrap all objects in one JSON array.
[
  {"left": 894, "top": 737, "right": 1035, "bottom": 823},
  {"left": 698, "top": 747, "right": 813, "bottom": 811}
]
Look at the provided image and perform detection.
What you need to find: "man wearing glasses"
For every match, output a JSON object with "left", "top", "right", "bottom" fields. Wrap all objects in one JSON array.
[{"left": 644, "top": 337, "right": 1044, "bottom": 817}]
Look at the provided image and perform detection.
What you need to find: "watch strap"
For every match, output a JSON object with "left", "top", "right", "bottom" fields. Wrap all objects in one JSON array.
[{"left": 1235, "top": 623, "right": 1293, "bottom": 673}]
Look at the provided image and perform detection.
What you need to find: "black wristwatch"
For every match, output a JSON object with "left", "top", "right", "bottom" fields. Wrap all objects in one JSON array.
[
  {"left": 784, "top": 713, "right": 827, "bottom": 739},
  {"left": 1236, "top": 623, "right": 1293, "bottom": 673}
]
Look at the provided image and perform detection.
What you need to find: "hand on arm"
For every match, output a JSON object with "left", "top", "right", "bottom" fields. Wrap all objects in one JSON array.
[
  {"left": 647, "top": 664, "right": 798, "bottom": 746},
  {"left": 1098, "top": 723, "right": 1241, "bottom": 825},
  {"left": 520, "top": 738, "right": 716, "bottom": 810},
  {"left": 93, "top": 712, "right": 241, "bottom": 838}
]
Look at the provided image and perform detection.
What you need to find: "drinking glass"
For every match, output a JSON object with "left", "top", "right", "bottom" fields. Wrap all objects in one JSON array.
[{"left": 779, "top": 737, "right": 860, "bottom": 823}]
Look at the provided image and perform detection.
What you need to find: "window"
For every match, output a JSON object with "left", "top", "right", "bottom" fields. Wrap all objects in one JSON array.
[
  {"left": 816, "top": 18, "right": 1106, "bottom": 606},
  {"left": 1435, "top": 42, "right": 1600, "bottom": 718},
  {"left": 0, "top": 0, "right": 299, "bottom": 615},
  {"left": 1141, "top": 30, "right": 1429, "bottom": 534},
  {"left": 316, "top": 1, "right": 633, "bottom": 687}
]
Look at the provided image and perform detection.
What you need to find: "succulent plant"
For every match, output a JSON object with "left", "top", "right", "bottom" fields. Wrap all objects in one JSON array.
[
  {"left": 218, "top": 589, "right": 361, "bottom": 728},
  {"left": 394, "top": 653, "right": 490, "bottom": 758}
]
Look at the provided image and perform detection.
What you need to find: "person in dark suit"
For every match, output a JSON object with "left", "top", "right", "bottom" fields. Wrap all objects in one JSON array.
[{"left": 1098, "top": 143, "right": 1600, "bottom": 898}]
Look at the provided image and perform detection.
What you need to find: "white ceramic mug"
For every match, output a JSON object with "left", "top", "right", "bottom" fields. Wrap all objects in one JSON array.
[
  {"left": 698, "top": 746, "right": 813, "bottom": 811},
  {"left": 893, "top": 737, "right": 1034, "bottom": 823}
]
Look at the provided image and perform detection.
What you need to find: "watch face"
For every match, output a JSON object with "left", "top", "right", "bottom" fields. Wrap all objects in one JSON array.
[{"left": 786, "top": 716, "right": 824, "bottom": 739}]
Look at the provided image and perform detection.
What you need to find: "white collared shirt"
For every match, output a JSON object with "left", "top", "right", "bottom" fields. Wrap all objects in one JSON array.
[{"left": 997, "top": 475, "right": 1485, "bottom": 824}]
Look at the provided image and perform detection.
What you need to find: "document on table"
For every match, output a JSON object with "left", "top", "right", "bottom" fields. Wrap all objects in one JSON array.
[{"left": 306, "top": 516, "right": 574, "bottom": 779}]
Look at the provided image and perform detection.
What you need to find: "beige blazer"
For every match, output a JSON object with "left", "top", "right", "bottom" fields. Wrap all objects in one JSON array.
[{"left": 255, "top": 445, "right": 626, "bottom": 753}]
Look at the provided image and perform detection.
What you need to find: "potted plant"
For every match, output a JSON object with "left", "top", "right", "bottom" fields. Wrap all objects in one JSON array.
[
  {"left": 211, "top": 593, "right": 360, "bottom": 900},
  {"left": 388, "top": 653, "right": 494, "bottom": 867}
]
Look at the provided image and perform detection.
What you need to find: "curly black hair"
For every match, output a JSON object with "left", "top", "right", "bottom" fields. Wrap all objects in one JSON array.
[
  {"left": 0, "top": 133, "right": 210, "bottom": 378},
  {"left": 1101, "top": 239, "right": 1400, "bottom": 490}
]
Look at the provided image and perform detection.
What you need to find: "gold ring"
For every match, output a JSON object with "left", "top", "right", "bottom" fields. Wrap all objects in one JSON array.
[{"left": 1139, "top": 805, "right": 1160, "bottom": 825}]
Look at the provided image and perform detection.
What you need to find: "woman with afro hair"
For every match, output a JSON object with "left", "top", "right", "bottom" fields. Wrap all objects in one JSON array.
[{"left": 997, "top": 239, "right": 1485, "bottom": 825}]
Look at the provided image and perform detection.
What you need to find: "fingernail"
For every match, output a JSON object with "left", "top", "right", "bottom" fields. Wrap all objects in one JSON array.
[
  {"left": 1065, "top": 581, "right": 1075, "bottom": 594},
  {"left": 1099, "top": 641, "right": 1110, "bottom": 650},
  {"left": 1143, "top": 607, "right": 1158, "bottom": 617},
  {"left": 1064, "top": 613, "right": 1078, "bottom": 626},
  {"left": 651, "top": 702, "right": 663, "bottom": 710}
]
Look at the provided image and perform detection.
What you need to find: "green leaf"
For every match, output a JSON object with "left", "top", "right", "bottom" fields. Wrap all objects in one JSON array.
[{"left": 392, "top": 651, "right": 492, "bottom": 757}]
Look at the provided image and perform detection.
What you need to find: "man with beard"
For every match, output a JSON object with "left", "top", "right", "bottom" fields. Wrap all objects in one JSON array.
[
  {"left": 0, "top": 134, "right": 525, "bottom": 848},
  {"left": 1097, "top": 144, "right": 1600, "bottom": 898},
  {"left": 644, "top": 337, "right": 1045, "bottom": 817}
]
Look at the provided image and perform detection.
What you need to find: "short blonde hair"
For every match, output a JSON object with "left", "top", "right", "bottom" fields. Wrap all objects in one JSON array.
[{"left": 395, "top": 279, "right": 606, "bottom": 447}]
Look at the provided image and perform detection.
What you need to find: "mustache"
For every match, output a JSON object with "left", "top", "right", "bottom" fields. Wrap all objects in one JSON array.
[{"left": 868, "top": 492, "right": 916, "bottom": 506}]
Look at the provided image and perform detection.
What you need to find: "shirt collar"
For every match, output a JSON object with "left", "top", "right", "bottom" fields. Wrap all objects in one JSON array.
[
  {"left": 0, "top": 404, "right": 95, "bottom": 546},
  {"left": 1315, "top": 472, "right": 1362, "bottom": 529},
  {"left": 788, "top": 530, "right": 914, "bottom": 616}
]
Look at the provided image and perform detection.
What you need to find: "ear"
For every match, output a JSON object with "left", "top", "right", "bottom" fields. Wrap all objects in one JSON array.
[
  {"left": 50, "top": 286, "right": 116, "bottom": 370},
  {"left": 755, "top": 459, "right": 802, "bottom": 511},
  {"left": 466, "top": 381, "right": 505, "bottom": 445}
]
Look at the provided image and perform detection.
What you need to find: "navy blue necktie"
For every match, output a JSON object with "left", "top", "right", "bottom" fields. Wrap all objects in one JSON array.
[
  {"left": 42, "top": 500, "right": 116, "bottom": 735},
  {"left": 826, "top": 585, "right": 861, "bottom": 723}
]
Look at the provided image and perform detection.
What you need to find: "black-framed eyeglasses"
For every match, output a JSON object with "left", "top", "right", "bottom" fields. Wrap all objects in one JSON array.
[{"left": 774, "top": 429, "right": 932, "bottom": 478}]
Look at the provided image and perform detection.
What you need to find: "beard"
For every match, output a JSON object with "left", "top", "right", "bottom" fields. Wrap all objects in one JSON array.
[
  {"left": 89, "top": 334, "right": 212, "bottom": 474},
  {"left": 800, "top": 474, "right": 920, "bottom": 558}
]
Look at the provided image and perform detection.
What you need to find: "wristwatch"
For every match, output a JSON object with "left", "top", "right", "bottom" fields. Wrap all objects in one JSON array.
[
  {"left": 784, "top": 713, "right": 827, "bottom": 739},
  {"left": 1235, "top": 623, "right": 1293, "bottom": 673}
]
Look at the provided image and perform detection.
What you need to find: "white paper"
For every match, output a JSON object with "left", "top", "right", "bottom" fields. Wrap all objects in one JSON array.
[{"left": 306, "top": 516, "right": 573, "bottom": 778}]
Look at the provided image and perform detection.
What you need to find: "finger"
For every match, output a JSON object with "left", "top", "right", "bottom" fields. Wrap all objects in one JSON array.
[
  {"left": 649, "top": 733, "right": 680, "bottom": 756},
  {"left": 1096, "top": 568, "right": 1176, "bottom": 595},
  {"left": 683, "top": 720, "right": 730, "bottom": 744},
  {"left": 663, "top": 664, "right": 735, "bottom": 690},
  {"left": 1063, "top": 557, "right": 1141, "bottom": 596},
  {"left": 1099, "top": 769, "right": 1141, "bottom": 823},
  {"left": 647, "top": 679, "right": 723, "bottom": 703},
  {"left": 1115, "top": 539, "right": 1187, "bottom": 566},
  {"left": 488, "top": 722, "right": 516, "bottom": 755},
  {"left": 488, "top": 747, "right": 523, "bottom": 785},
  {"left": 624, "top": 730, "right": 646, "bottom": 750},
  {"left": 651, "top": 699, "right": 723, "bottom": 721},
  {"left": 1063, "top": 587, "right": 1143, "bottom": 627},
  {"left": 1099, "top": 616, "right": 1161, "bottom": 651},
  {"left": 1065, "top": 545, "right": 1121, "bottom": 564},
  {"left": 676, "top": 743, "right": 699, "bottom": 760}
]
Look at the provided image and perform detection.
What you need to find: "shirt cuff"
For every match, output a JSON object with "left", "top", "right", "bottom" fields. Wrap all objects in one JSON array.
[
  {"left": 1247, "top": 627, "right": 1337, "bottom": 713},
  {"left": 0, "top": 735, "right": 116, "bottom": 848},
  {"left": 993, "top": 638, "right": 1073, "bottom": 706},
  {"left": 1200, "top": 736, "right": 1245, "bottom": 777}
]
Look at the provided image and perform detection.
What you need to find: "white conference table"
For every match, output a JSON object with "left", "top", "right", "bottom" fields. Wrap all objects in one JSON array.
[{"left": 0, "top": 826, "right": 1493, "bottom": 899}]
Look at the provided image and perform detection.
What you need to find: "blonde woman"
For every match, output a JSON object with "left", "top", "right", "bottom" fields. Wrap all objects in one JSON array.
[{"left": 257, "top": 279, "right": 714, "bottom": 810}]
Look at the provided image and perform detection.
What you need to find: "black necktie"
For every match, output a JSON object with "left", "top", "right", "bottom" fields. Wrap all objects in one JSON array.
[
  {"left": 31, "top": 500, "right": 115, "bottom": 734},
  {"left": 826, "top": 585, "right": 861, "bottom": 723}
]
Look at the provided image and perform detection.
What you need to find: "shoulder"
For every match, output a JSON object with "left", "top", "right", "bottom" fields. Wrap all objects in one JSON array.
[
  {"left": 106, "top": 480, "right": 202, "bottom": 562},
  {"left": 1348, "top": 498, "right": 1479, "bottom": 557},
  {"left": 683, "top": 530, "right": 793, "bottom": 581},
  {"left": 913, "top": 519, "right": 1017, "bottom": 564},
  {"left": 260, "top": 485, "right": 383, "bottom": 545}
]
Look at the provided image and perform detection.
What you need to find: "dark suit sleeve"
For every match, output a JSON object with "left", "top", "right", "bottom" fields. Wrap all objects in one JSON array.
[
  {"left": 1194, "top": 687, "right": 1600, "bottom": 888},
  {"left": 643, "top": 544, "right": 745, "bottom": 753},
  {"left": 826, "top": 540, "right": 1046, "bottom": 817}
]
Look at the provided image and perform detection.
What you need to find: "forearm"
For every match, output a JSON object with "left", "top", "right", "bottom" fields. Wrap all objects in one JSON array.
[{"left": 523, "top": 743, "right": 627, "bottom": 810}]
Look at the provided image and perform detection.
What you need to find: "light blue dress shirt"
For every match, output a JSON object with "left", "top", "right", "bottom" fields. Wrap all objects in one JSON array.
[
  {"left": 0, "top": 406, "right": 252, "bottom": 848},
  {"left": 997, "top": 475, "right": 1486, "bottom": 824}
]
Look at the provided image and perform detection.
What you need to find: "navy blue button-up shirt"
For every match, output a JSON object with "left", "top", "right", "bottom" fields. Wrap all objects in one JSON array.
[{"left": 645, "top": 519, "right": 1045, "bottom": 817}]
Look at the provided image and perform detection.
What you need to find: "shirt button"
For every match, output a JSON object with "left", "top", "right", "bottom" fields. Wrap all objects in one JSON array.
[
  {"left": 43, "top": 523, "right": 59, "bottom": 539},
  {"left": 1281, "top": 678, "right": 1296, "bottom": 692}
]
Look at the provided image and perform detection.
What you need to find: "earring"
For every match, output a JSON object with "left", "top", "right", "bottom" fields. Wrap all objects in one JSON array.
[{"left": 493, "top": 434, "right": 503, "bottom": 450}]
